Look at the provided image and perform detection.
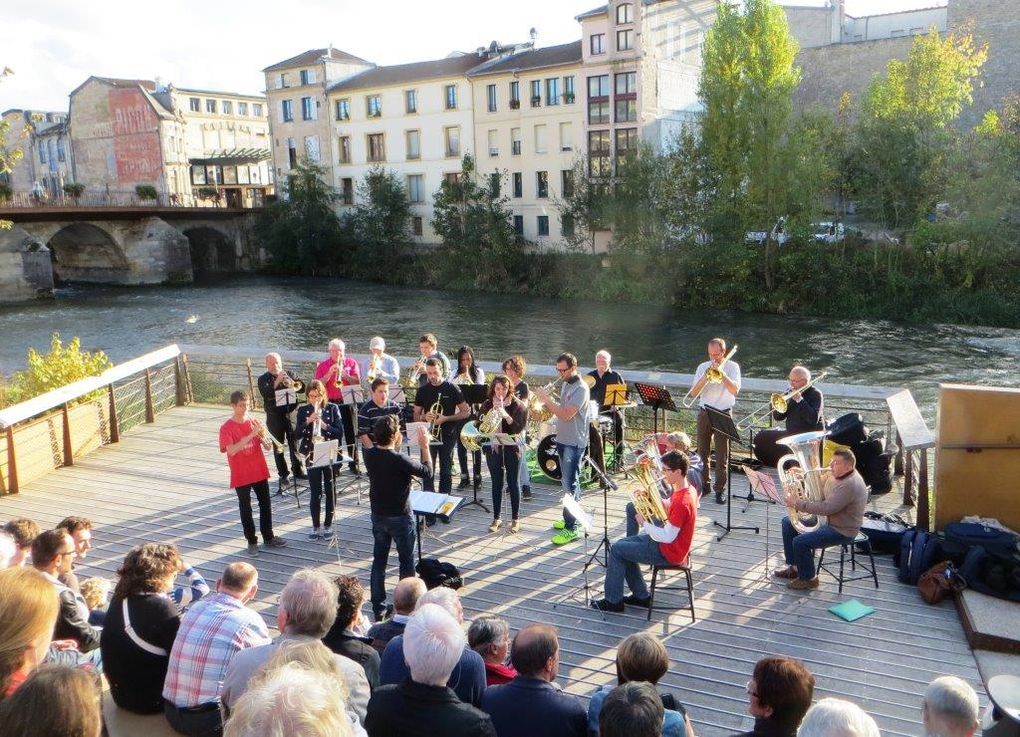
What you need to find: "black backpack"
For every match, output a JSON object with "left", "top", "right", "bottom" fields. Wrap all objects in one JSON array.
[
  {"left": 898, "top": 529, "right": 941, "bottom": 585},
  {"left": 415, "top": 557, "right": 463, "bottom": 590},
  {"left": 862, "top": 511, "right": 913, "bottom": 555},
  {"left": 942, "top": 522, "right": 1019, "bottom": 562}
]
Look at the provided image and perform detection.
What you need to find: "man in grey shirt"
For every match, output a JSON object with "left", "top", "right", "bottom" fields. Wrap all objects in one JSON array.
[{"left": 534, "top": 352, "right": 591, "bottom": 545}]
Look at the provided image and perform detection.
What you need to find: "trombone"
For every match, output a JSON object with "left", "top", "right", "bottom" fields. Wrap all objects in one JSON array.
[
  {"left": 736, "top": 371, "right": 828, "bottom": 430},
  {"left": 682, "top": 344, "right": 738, "bottom": 408}
]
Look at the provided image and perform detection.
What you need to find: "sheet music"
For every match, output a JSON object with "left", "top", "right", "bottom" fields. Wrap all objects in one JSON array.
[
  {"left": 410, "top": 490, "right": 462, "bottom": 518},
  {"left": 404, "top": 421, "right": 429, "bottom": 443},
  {"left": 387, "top": 386, "right": 407, "bottom": 404},
  {"left": 341, "top": 385, "right": 365, "bottom": 405},
  {"left": 274, "top": 388, "right": 297, "bottom": 407},
  {"left": 310, "top": 440, "right": 339, "bottom": 468}
]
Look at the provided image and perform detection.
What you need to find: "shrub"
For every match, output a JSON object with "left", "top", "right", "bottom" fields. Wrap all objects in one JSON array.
[
  {"left": 135, "top": 185, "right": 158, "bottom": 201},
  {"left": 0, "top": 334, "right": 113, "bottom": 409},
  {"left": 63, "top": 183, "right": 85, "bottom": 201}
]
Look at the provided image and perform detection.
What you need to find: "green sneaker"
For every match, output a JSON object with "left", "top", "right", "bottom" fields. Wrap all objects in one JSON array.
[
  {"left": 551, "top": 528, "right": 579, "bottom": 545},
  {"left": 552, "top": 519, "right": 566, "bottom": 530}
]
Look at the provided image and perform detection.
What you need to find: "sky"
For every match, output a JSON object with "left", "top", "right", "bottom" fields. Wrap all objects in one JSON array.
[{"left": 1, "top": 0, "right": 946, "bottom": 113}]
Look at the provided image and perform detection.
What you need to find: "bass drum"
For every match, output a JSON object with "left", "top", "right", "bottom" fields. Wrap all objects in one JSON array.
[{"left": 537, "top": 433, "right": 562, "bottom": 480}]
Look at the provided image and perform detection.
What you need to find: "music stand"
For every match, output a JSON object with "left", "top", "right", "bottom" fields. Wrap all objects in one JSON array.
[
  {"left": 633, "top": 383, "right": 676, "bottom": 436},
  {"left": 552, "top": 494, "right": 600, "bottom": 616},
  {"left": 742, "top": 464, "right": 782, "bottom": 579},
  {"left": 705, "top": 406, "right": 759, "bottom": 540},
  {"left": 456, "top": 384, "right": 489, "bottom": 513}
]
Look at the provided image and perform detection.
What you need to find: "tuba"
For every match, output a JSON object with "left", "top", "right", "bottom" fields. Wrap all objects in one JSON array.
[
  {"left": 776, "top": 430, "right": 829, "bottom": 534},
  {"left": 626, "top": 460, "right": 669, "bottom": 524}
]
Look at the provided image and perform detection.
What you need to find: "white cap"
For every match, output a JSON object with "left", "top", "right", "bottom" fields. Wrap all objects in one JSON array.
[{"left": 369, "top": 336, "right": 385, "bottom": 351}]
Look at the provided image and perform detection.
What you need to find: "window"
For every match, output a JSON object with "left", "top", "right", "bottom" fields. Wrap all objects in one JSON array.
[
  {"left": 412, "top": 216, "right": 423, "bottom": 236},
  {"left": 617, "top": 2, "right": 633, "bottom": 23},
  {"left": 338, "top": 136, "right": 351, "bottom": 164},
  {"left": 537, "top": 215, "right": 549, "bottom": 236},
  {"left": 511, "top": 128, "right": 521, "bottom": 156},
  {"left": 57, "top": 139, "right": 66, "bottom": 162},
  {"left": 253, "top": 103, "right": 263, "bottom": 117},
  {"left": 206, "top": 99, "right": 217, "bottom": 114},
  {"left": 588, "top": 130, "right": 611, "bottom": 177},
  {"left": 530, "top": 80, "right": 541, "bottom": 107},
  {"left": 367, "top": 133, "right": 385, "bottom": 162},
  {"left": 189, "top": 97, "right": 200, "bottom": 112},
  {"left": 286, "top": 137, "right": 297, "bottom": 168},
  {"left": 367, "top": 95, "right": 381, "bottom": 118},
  {"left": 563, "top": 76, "right": 575, "bottom": 104},
  {"left": 445, "top": 84, "right": 458, "bottom": 110},
  {"left": 489, "top": 172, "right": 500, "bottom": 197},
  {"left": 407, "top": 174, "right": 424, "bottom": 203},
  {"left": 238, "top": 102, "right": 249, "bottom": 116},
  {"left": 487, "top": 84, "right": 497, "bottom": 112},
  {"left": 590, "top": 33, "right": 606, "bottom": 55},
  {"left": 512, "top": 172, "right": 522, "bottom": 198},
  {"left": 509, "top": 81, "right": 520, "bottom": 108},
  {"left": 615, "top": 128, "right": 639, "bottom": 172},
  {"left": 301, "top": 97, "right": 316, "bottom": 121},
  {"left": 617, "top": 29, "right": 633, "bottom": 51},
  {"left": 513, "top": 215, "right": 524, "bottom": 235},
  {"left": 588, "top": 75, "right": 610, "bottom": 98},
  {"left": 281, "top": 99, "right": 293, "bottom": 122},
  {"left": 545, "top": 78, "right": 560, "bottom": 107},
  {"left": 341, "top": 177, "right": 354, "bottom": 205},
  {"left": 559, "top": 122, "right": 573, "bottom": 151},
  {"left": 278, "top": 73, "right": 288, "bottom": 89},
  {"left": 589, "top": 101, "right": 610, "bottom": 125},
  {"left": 615, "top": 71, "right": 637, "bottom": 95},
  {"left": 561, "top": 169, "right": 574, "bottom": 198},
  {"left": 304, "top": 135, "right": 320, "bottom": 161},
  {"left": 222, "top": 100, "right": 233, "bottom": 115},
  {"left": 487, "top": 129, "right": 498, "bottom": 157},
  {"left": 336, "top": 98, "right": 350, "bottom": 121},
  {"left": 300, "top": 69, "right": 316, "bottom": 85},
  {"left": 536, "top": 171, "right": 548, "bottom": 198},
  {"left": 617, "top": 99, "right": 637, "bottom": 122},
  {"left": 445, "top": 126, "right": 460, "bottom": 157},
  {"left": 39, "top": 144, "right": 46, "bottom": 164},
  {"left": 534, "top": 124, "right": 547, "bottom": 154},
  {"left": 406, "top": 129, "right": 421, "bottom": 160},
  {"left": 562, "top": 214, "right": 575, "bottom": 237},
  {"left": 405, "top": 89, "right": 417, "bottom": 114}
]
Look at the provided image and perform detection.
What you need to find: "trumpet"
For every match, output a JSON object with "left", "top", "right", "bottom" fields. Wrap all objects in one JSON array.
[
  {"left": 366, "top": 354, "right": 381, "bottom": 382},
  {"left": 682, "top": 344, "right": 738, "bottom": 408},
  {"left": 736, "top": 371, "right": 828, "bottom": 430},
  {"left": 626, "top": 460, "right": 669, "bottom": 524},
  {"left": 252, "top": 417, "right": 288, "bottom": 455},
  {"left": 281, "top": 374, "right": 305, "bottom": 393},
  {"left": 296, "top": 406, "right": 326, "bottom": 465},
  {"left": 425, "top": 400, "right": 443, "bottom": 442},
  {"left": 406, "top": 357, "right": 426, "bottom": 386}
]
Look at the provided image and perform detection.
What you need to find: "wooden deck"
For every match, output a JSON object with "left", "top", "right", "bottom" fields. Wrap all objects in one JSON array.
[{"left": 0, "top": 405, "right": 986, "bottom": 736}]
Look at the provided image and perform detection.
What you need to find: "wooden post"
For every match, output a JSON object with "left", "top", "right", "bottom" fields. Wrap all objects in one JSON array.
[
  {"left": 918, "top": 450, "right": 930, "bottom": 532},
  {"left": 144, "top": 369, "right": 155, "bottom": 423},
  {"left": 245, "top": 359, "right": 257, "bottom": 409},
  {"left": 61, "top": 403, "right": 74, "bottom": 467},
  {"left": 894, "top": 430, "right": 905, "bottom": 476},
  {"left": 174, "top": 357, "right": 186, "bottom": 407},
  {"left": 108, "top": 383, "right": 120, "bottom": 443},
  {"left": 181, "top": 353, "right": 194, "bottom": 404},
  {"left": 5, "top": 426, "right": 18, "bottom": 495},
  {"left": 903, "top": 449, "right": 915, "bottom": 507}
]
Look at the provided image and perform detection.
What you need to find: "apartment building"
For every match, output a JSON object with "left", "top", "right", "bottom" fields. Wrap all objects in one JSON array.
[
  {"left": 467, "top": 41, "right": 583, "bottom": 245},
  {"left": 262, "top": 47, "right": 374, "bottom": 185},
  {"left": 0, "top": 109, "right": 72, "bottom": 198},
  {"left": 327, "top": 54, "right": 483, "bottom": 241}
]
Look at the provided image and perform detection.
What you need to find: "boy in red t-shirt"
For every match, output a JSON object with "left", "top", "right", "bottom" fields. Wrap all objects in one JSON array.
[
  {"left": 592, "top": 451, "right": 697, "bottom": 613},
  {"left": 219, "top": 391, "right": 287, "bottom": 557}
]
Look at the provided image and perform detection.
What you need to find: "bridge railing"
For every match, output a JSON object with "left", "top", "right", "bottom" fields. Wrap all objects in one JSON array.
[{"left": 0, "top": 190, "right": 264, "bottom": 209}]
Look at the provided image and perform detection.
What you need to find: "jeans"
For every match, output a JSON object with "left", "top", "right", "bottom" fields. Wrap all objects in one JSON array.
[
  {"left": 266, "top": 410, "right": 300, "bottom": 478},
  {"left": 518, "top": 437, "right": 532, "bottom": 488},
  {"left": 485, "top": 446, "right": 521, "bottom": 520},
  {"left": 425, "top": 431, "right": 457, "bottom": 494},
  {"left": 339, "top": 403, "right": 359, "bottom": 472},
  {"left": 605, "top": 534, "right": 670, "bottom": 602},
  {"left": 164, "top": 701, "right": 223, "bottom": 737},
  {"left": 308, "top": 465, "right": 335, "bottom": 529},
  {"left": 697, "top": 407, "right": 731, "bottom": 495},
  {"left": 558, "top": 442, "right": 584, "bottom": 530},
  {"left": 781, "top": 517, "right": 854, "bottom": 580},
  {"left": 234, "top": 480, "right": 274, "bottom": 544},
  {"left": 370, "top": 513, "right": 417, "bottom": 611}
]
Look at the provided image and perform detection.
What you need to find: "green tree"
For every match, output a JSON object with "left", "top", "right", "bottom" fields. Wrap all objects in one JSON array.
[
  {"left": 347, "top": 167, "right": 411, "bottom": 279},
  {"left": 1, "top": 67, "right": 23, "bottom": 230},
  {"left": 256, "top": 158, "right": 346, "bottom": 275},
  {"left": 1, "top": 334, "right": 113, "bottom": 408},
  {"left": 558, "top": 157, "right": 609, "bottom": 253}
]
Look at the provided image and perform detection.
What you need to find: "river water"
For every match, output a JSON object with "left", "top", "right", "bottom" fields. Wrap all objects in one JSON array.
[{"left": 1, "top": 275, "right": 1017, "bottom": 418}]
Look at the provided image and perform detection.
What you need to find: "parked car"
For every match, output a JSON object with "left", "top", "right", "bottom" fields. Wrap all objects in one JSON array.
[
  {"left": 746, "top": 217, "right": 789, "bottom": 246},
  {"left": 811, "top": 222, "right": 845, "bottom": 244}
]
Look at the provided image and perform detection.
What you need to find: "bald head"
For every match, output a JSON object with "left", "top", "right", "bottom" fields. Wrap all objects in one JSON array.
[
  {"left": 219, "top": 562, "right": 258, "bottom": 599},
  {"left": 393, "top": 577, "right": 427, "bottom": 615},
  {"left": 790, "top": 365, "right": 810, "bottom": 382},
  {"left": 511, "top": 623, "right": 559, "bottom": 680}
]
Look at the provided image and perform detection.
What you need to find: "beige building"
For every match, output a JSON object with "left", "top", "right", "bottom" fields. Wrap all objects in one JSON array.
[{"left": 1, "top": 109, "right": 73, "bottom": 199}]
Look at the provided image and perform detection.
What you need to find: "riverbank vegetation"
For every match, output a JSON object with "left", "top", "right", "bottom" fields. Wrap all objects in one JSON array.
[
  {"left": 256, "top": 0, "right": 1020, "bottom": 327},
  {"left": 0, "top": 334, "right": 111, "bottom": 409}
]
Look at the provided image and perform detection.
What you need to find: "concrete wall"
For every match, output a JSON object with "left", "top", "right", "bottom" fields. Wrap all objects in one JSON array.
[
  {"left": 950, "top": 0, "right": 1020, "bottom": 130},
  {"left": 0, "top": 226, "right": 51, "bottom": 301}
]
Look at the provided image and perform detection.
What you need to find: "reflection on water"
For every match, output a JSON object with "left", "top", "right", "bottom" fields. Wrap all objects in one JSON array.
[{"left": 1, "top": 275, "right": 1017, "bottom": 419}]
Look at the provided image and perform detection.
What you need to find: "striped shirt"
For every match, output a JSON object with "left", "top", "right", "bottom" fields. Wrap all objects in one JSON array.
[
  {"left": 162, "top": 592, "right": 270, "bottom": 707},
  {"left": 357, "top": 399, "right": 402, "bottom": 440}
]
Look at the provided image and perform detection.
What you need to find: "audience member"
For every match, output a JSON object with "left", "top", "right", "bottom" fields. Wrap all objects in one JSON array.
[
  {"left": 366, "top": 603, "right": 497, "bottom": 737},
  {"left": 0, "top": 531, "right": 16, "bottom": 569},
  {"left": 30, "top": 529, "right": 102, "bottom": 668},
  {"left": 799, "top": 698, "right": 880, "bottom": 737},
  {"left": 323, "top": 574, "right": 380, "bottom": 689},
  {"left": 378, "top": 586, "right": 486, "bottom": 707},
  {"left": 468, "top": 614, "right": 517, "bottom": 686},
  {"left": 366, "top": 576, "right": 425, "bottom": 654},
  {"left": 736, "top": 656, "right": 814, "bottom": 737},
  {"left": 3, "top": 518, "right": 40, "bottom": 568},
  {"left": 78, "top": 577, "right": 111, "bottom": 625},
  {"left": 162, "top": 562, "right": 269, "bottom": 736},
  {"left": 101, "top": 543, "right": 187, "bottom": 714},
  {"left": 55, "top": 516, "right": 93, "bottom": 591},
  {"left": 0, "top": 664, "right": 102, "bottom": 737},
  {"left": 600, "top": 681, "right": 664, "bottom": 737},
  {"left": 481, "top": 623, "right": 587, "bottom": 737},
  {"left": 0, "top": 567, "right": 58, "bottom": 699},
  {"left": 221, "top": 569, "right": 370, "bottom": 724},
  {"left": 922, "top": 676, "right": 980, "bottom": 737},
  {"left": 587, "top": 633, "right": 691, "bottom": 737}
]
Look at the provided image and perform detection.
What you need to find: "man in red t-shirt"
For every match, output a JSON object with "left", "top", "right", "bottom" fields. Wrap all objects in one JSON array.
[
  {"left": 592, "top": 451, "right": 697, "bottom": 613},
  {"left": 219, "top": 391, "right": 288, "bottom": 557},
  {"left": 314, "top": 338, "right": 362, "bottom": 474}
]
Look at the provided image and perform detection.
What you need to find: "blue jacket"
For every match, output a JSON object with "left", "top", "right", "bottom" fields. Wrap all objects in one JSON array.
[{"left": 481, "top": 676, "right": 587, "bottom": 737}]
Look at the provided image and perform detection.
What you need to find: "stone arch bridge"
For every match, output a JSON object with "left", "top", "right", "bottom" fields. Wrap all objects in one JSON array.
[{"left": 0, "top": 206, "right": 263, "bottom": 300}]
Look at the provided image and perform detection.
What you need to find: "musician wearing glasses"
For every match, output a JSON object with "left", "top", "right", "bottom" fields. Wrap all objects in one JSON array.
[
  {"left": 314, "top": 338, "right": 362, "bottom": 475},
  {"left": 534, "top": 353, "right": 591, "bottom": 546},
  {"left": 479, "top": 375, "right": 529, "bottom": 534},
  {"left": 692, "top": 338, "right": 741, "bottom": 504},
  {"left": 413, "top": 358, "right": 470, "bottom": 494},
  {"left": 587, "top": 349, "right": 627, "bottom": 457},
  {"left": 364, "top": 336, "right": 400, "bottom": 384},
  {"left": 410, "top": 333, "right": 450, "bottom": 387},
  {"left": 773, "top": 366, "right": 825, "bottom": 434},
  {"left": 591, "top": 451, "right": 697, "bottom": 612},
  {"left": 256, "top": 352, "right": 306, "bottom": 492},
  {"left": 296, "top": 380, "right": 346, "bottom": 540},
  {"left": 358, "top": 378, "right": 402, "bottom": 449},
  {"left": 450, "top": 345, "right": 485, "bottom": 491},
  {"left": 501, "top": 355, "right": 532, "bottom": 500}
]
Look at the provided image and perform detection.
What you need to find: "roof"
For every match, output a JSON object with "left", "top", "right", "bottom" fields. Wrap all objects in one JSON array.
[
  {"left": 262, "top": 47, "right": 372, "bottom": 73},
  {"left": 327, "top": 54, "right": 481, "bottom": 94},
  {"left": 68, "top": 75, "right": 155, "bottom": 99},
  {"left": 174, "top": 87, "right": 266, "bottom": 101},
  {"left": 467, "top": 41, "right": 582, "bottom": 77},
  {"left": 575, "top": 4, "right": 606, "bottom": 20}
]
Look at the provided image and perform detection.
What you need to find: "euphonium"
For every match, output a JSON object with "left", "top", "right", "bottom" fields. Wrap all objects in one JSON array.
[
  {"left": 626, "top": 460, "right": 669, "bottom": 524},
  {"left": 776, "top": 430, "right": 829, "bottom": 534}
]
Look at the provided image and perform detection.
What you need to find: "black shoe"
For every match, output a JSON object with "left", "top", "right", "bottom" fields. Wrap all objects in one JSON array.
[
  {"left": 522, "top": 485, "right": 532, "bottom": 500},
  {"left": 622, "top": 594, "right": 651, "bottom": 608},
  {"left": 590, "top": 598, "right": 625, "bottom": 613},
  {"left": 457, "top": 477, "right": 471, "bottom": 489},
  {"left": 715, "top": 492, "right": 726, "bottom": 504},
  {"left": 294, "top": 470, "right": 308, "bottom": 480}
]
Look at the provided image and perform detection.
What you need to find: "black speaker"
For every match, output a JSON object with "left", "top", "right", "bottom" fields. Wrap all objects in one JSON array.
[
  {"left": 828, "top": 412, "right": 867, "bottom": 446},
  {"left": 753, "top": 428, "right": 789, "bottom": 468}
]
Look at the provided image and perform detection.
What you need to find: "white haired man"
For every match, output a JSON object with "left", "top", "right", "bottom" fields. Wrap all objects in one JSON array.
[
  {"left": 922, "top": 676, "right": 980, "bottom": 737},
  {"left": 315, "top": 338, "right": 363, "bottom": 473},
  {"left": 256, "top": 351, "right": 306, "bottom": 490},
  {"left": 799, "top": 697, "right": 880, "bottom": 737},
  {"left": 366, "top": 603, "right": 497, "bottom": 737},
  {"left": 773, "top": 365, "right": 825, "bottom": 434}
]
